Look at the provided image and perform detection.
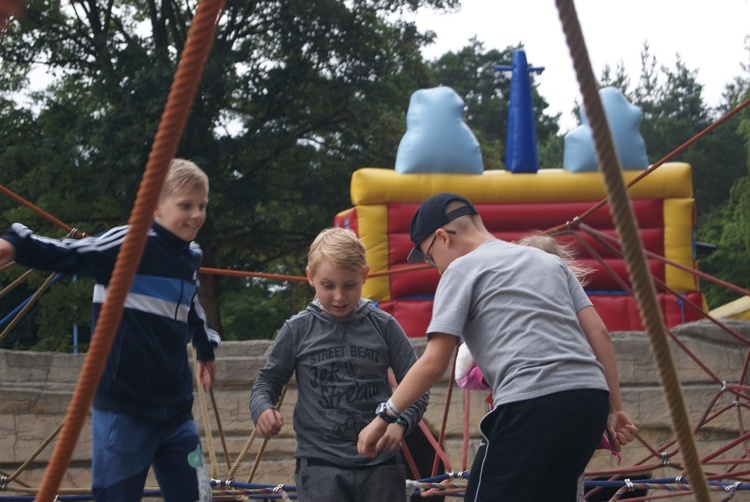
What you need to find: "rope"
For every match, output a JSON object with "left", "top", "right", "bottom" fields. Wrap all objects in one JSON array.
[
  {"left": 0, "top": 420, "right": 64, "bottom": 486},
  {"left": 0, "top": 269, "right": 33, "bottom": 299},
  {"left": 0, "top": 273, "right": 58, "bottom": 345},
  {"left": 192, "top": 349, "right": 219, "bottom": 479},
  {"left": 546, "top": 96, "right": 750, "bottom": 236},
  {"left": 461, "top": 389, "right": 470, "bottom": 471},
  {"left": 0, "top": 186, "right": 82, "bottom": 238},
  {"left": 198, "top": 262, "right": 430, "bottom": 283},
  {"left": 226, "top": 430, "right": 257, "bottom": 481},
  {"left": 555, "top": 1, "right": 711, "bottom": 500},
  {"left": 208, "top": 390, "right": 232, "bottom": 474},
  {"left": 33, "top": 0, "right": 225, "bottom": 498},
  {"left": 431, "top": 350, "right": 457, "bottom": 476},
  {"left": 386, "top": 371, "right": 453, "bottom": 473},
  {"left": 246, "top": 384, "right": 288, "bottom": 483}
]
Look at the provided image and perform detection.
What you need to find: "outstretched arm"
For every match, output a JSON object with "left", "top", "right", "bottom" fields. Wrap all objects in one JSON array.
[
  {"left": 578, "top": 306, "right": 638, "bottom": 450},
  {"left": 358, "top": 333, "right": 457, "bottom": 458}
]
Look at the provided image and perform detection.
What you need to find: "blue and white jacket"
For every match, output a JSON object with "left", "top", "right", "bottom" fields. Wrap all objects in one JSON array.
[{"left": 2, "top": 221, "right": 221, "bottom": 422}]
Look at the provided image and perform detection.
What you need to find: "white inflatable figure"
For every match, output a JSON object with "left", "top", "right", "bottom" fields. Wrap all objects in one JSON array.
[
  {"left": 563, "top": 87, "right": 649, "bottom": 172},
  {"left": 394, "top": 86, "right": 484, "bottom": 174}
]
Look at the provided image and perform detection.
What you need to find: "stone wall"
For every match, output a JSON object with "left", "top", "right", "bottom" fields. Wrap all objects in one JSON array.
[{"left": 1, "top": 319, "right": 749, "bottom": 498}]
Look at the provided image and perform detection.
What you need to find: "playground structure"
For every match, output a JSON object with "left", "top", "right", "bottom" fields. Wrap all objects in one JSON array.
[
  {"left": 334, "top": 161, "right": 702, "bottom": 337},
  {"left": 2, "top": 0, "right": 750, "bottom": 500}
]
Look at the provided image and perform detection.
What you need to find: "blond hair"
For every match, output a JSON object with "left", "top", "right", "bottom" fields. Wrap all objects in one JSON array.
[
  {"left": 161, "top": 158, "right": 209, "bottom": 199},
  {"left": 515, "top": 233, "right": 593, "bottom": 284},
  {"left": 307, "top": 227, "right": 367, "bottom": 275}
]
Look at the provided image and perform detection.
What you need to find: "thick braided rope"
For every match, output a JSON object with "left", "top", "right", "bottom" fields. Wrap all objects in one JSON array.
[
  {"left": 246, "top": 385, "right": 288, "bottom": 483},
  {"left": 554, "top": 1, "right": 711, "bottom": 500},
  {"left": 461, "top": 389, "right": 470, "bottom": 471},
  {"left": 227, "top": 430, "right": 258, "bottom": 481},
  {"left": 192, "top": 349, "right": 219, "bottom": 478},
  {"left": 209, "top": 390, "right": 232, "bottom": 474},
  {"left": 33, "top": 0, "right": 225, "bottom": 498}
]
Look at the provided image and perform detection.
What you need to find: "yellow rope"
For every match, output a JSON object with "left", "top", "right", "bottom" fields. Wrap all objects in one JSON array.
[
  {"left": 193, "top": 348, "right": 219, "bottom": 479},
  {"left": 227, "top": 428, "right": 258, "bottom": 481},
  {"left": 209, "top": 390, "right": 232, "bottom": 474},
  {"left": 248, "top": 385, "right": 288, "bottom": 483},
  {"left": 1, "top": 420, "right": 64, "bottom": 486},
  {"left": 554, "top": 1, "right": 711, "bottom": 500},
  {"left": 0, "top": 268, "right": 33, "bottom": 299}
]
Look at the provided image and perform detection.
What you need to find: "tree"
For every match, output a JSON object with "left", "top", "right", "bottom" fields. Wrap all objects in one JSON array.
[
  {"left": 0, "top": 0, "right": 459, "bottom": 347},
  {"left": 695, "top": 39, "right": 750, "bottom": 308}
]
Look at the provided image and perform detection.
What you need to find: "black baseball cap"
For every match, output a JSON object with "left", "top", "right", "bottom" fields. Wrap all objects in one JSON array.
[{"left": 407, "top": 193, "right": 478, "bottom": 264}]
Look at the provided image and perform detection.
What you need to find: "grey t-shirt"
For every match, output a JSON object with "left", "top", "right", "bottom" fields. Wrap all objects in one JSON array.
[
  {"left": 428, "top": 239, "right": 608, "bottom": 407},
  {"left": 249, "top": 299, "right": 428, "bottom": 467}
]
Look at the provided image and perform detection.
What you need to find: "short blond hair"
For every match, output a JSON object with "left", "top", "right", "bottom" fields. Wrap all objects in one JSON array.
[
  {"left": 161, "top": 158, "right": 209, "bottom": 199},
  {"left": 308, "top": 227, "right": 367, "bottom": 275}
]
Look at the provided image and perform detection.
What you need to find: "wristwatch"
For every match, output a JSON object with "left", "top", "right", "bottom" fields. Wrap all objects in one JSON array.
[
  {"left": 396, "top": 416, "right": 408, "bottom": 429},
  {"left": 375, "top": 402, "right": 398, "bottom": 424}
]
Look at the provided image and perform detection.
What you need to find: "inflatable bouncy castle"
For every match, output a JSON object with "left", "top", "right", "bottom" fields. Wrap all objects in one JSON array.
[{"left": 334, "top": 51, "right": 704, "bottom": 337}]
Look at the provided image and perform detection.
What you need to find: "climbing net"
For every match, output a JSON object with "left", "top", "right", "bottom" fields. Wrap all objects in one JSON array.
[{"left": 1, "top": 0, "right": 750, "bottom": 500}]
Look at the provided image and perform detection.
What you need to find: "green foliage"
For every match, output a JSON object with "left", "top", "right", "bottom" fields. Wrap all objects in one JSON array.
[
  {"left": 0, "top": 270, "right": 92, "bottom": 351},
  {"left": 692, "top": 40, "right": 750, "bottom": 308},
  {"left": 1, "top": 1, "right": 748, "bottom": 347},
  {"left": 220, "top": 279, "right": 313, "bottom": 341},
  {"left": 0, "top": 0, "right": 457, "bottom": 346},
  {"left": 698, "top": 177, "right": 750, "bottom": 308}
]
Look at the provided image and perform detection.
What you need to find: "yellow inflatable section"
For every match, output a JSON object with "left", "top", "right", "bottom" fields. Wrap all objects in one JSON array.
[{"left": 343, "top": 162, "right": 696, "bottom": 303}]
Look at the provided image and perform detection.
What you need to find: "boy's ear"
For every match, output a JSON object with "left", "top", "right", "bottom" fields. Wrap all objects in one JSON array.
[
  {"left": 362, "top": 265, "right": 370, "bottom": 282},
  {"left": 305, "top": 266, "right": 314, "bottom": 286}
]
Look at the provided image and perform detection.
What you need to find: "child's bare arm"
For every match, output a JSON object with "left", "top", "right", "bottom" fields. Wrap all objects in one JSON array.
[
  {"left": 578, "top": 306, "right": 638, "bottom": 448},
  {"left": 358, "top": 333, "right": 457, "bottom": 458}
]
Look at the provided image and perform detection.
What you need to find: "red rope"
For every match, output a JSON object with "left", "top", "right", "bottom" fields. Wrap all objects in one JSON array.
[
  {"left": 387, "top": 372, "right": 453, "bottom": 473},
  {"left": 547, "top": 97, "right": 750, "bottom": 236},
  {"left": 0, "top": 184, "right": 83, "bottom": 238},
  {"left": 461, "top": 389, "right": 470, "bottom": 471},
  {"left": 34, "top": 0, "right": 225, "bottom": 499}
]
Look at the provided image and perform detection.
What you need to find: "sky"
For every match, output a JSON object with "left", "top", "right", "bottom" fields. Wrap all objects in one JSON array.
[{"left": 411, "top": 0, "right": 750, "bottom": 132}]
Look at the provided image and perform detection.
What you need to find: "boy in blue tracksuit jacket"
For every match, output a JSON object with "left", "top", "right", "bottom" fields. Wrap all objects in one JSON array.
[{"left": 0, "top": 159, "right": 221, "bottom": 501}]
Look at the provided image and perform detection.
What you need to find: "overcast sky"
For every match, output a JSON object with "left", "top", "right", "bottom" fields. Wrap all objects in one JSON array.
[{"left": 411, "top": 0, "right": 750, "bottom": 132}]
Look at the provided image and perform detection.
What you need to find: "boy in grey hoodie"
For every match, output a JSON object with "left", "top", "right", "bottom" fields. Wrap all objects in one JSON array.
[{"left": 249, "top": 227, "right": 429, "bottom": 502}]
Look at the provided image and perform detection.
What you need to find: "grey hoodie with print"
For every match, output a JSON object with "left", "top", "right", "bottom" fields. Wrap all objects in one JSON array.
[{"left": 249, "top": 299, "right": 429, "bottom": 467}]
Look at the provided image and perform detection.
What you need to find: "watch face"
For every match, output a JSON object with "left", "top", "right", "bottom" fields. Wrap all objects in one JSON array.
[{"left": 376, "top": 402, "right": 396, "bottom": 423}]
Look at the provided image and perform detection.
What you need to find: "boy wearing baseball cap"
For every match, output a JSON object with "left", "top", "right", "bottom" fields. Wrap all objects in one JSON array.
[{"left": 358, "top": 192, "right": 636, "bottom": 501}]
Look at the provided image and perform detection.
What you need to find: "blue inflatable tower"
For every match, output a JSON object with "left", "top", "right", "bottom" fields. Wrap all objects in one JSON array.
[{"left": 496, "top": 50, "right": 543, "bottom": 173}]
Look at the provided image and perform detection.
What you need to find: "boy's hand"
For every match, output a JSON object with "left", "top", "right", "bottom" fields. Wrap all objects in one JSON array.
[
  {"left": 377, "top": 422, "right": 406, "bottom": 454},
  {"left": 607, "top": 410, "right": 638, "bottom": 451},
  {"left": 357, "top": 418, "right": 389, "bottom": 458},
  {"left": 255, "top": 408, "right": 283, "bottom": 439},
  {"left": 0, "top": 239, "right": 17, "bottom": 267},
  {"left": 197, "top": 360, "right": 216, "bottom": 389}
]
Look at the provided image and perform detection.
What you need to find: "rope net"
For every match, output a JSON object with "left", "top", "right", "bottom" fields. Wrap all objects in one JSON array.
[{"left": 1, "top": 0, "right": 749, "bottom": 500}]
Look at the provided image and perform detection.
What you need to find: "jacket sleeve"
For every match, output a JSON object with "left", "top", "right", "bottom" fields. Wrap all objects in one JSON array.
[
  {"left": 2, "top": 223, "right": 123, "bottom": 282},
  {"left": 386, "top": 317, "right": 429, "bottom": 435},
  {"left": 249, "top": 322, "right": 296, "bottom": 424},
  {"left": 189, "top": 292, "right": 221, "bottom": 361}
]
